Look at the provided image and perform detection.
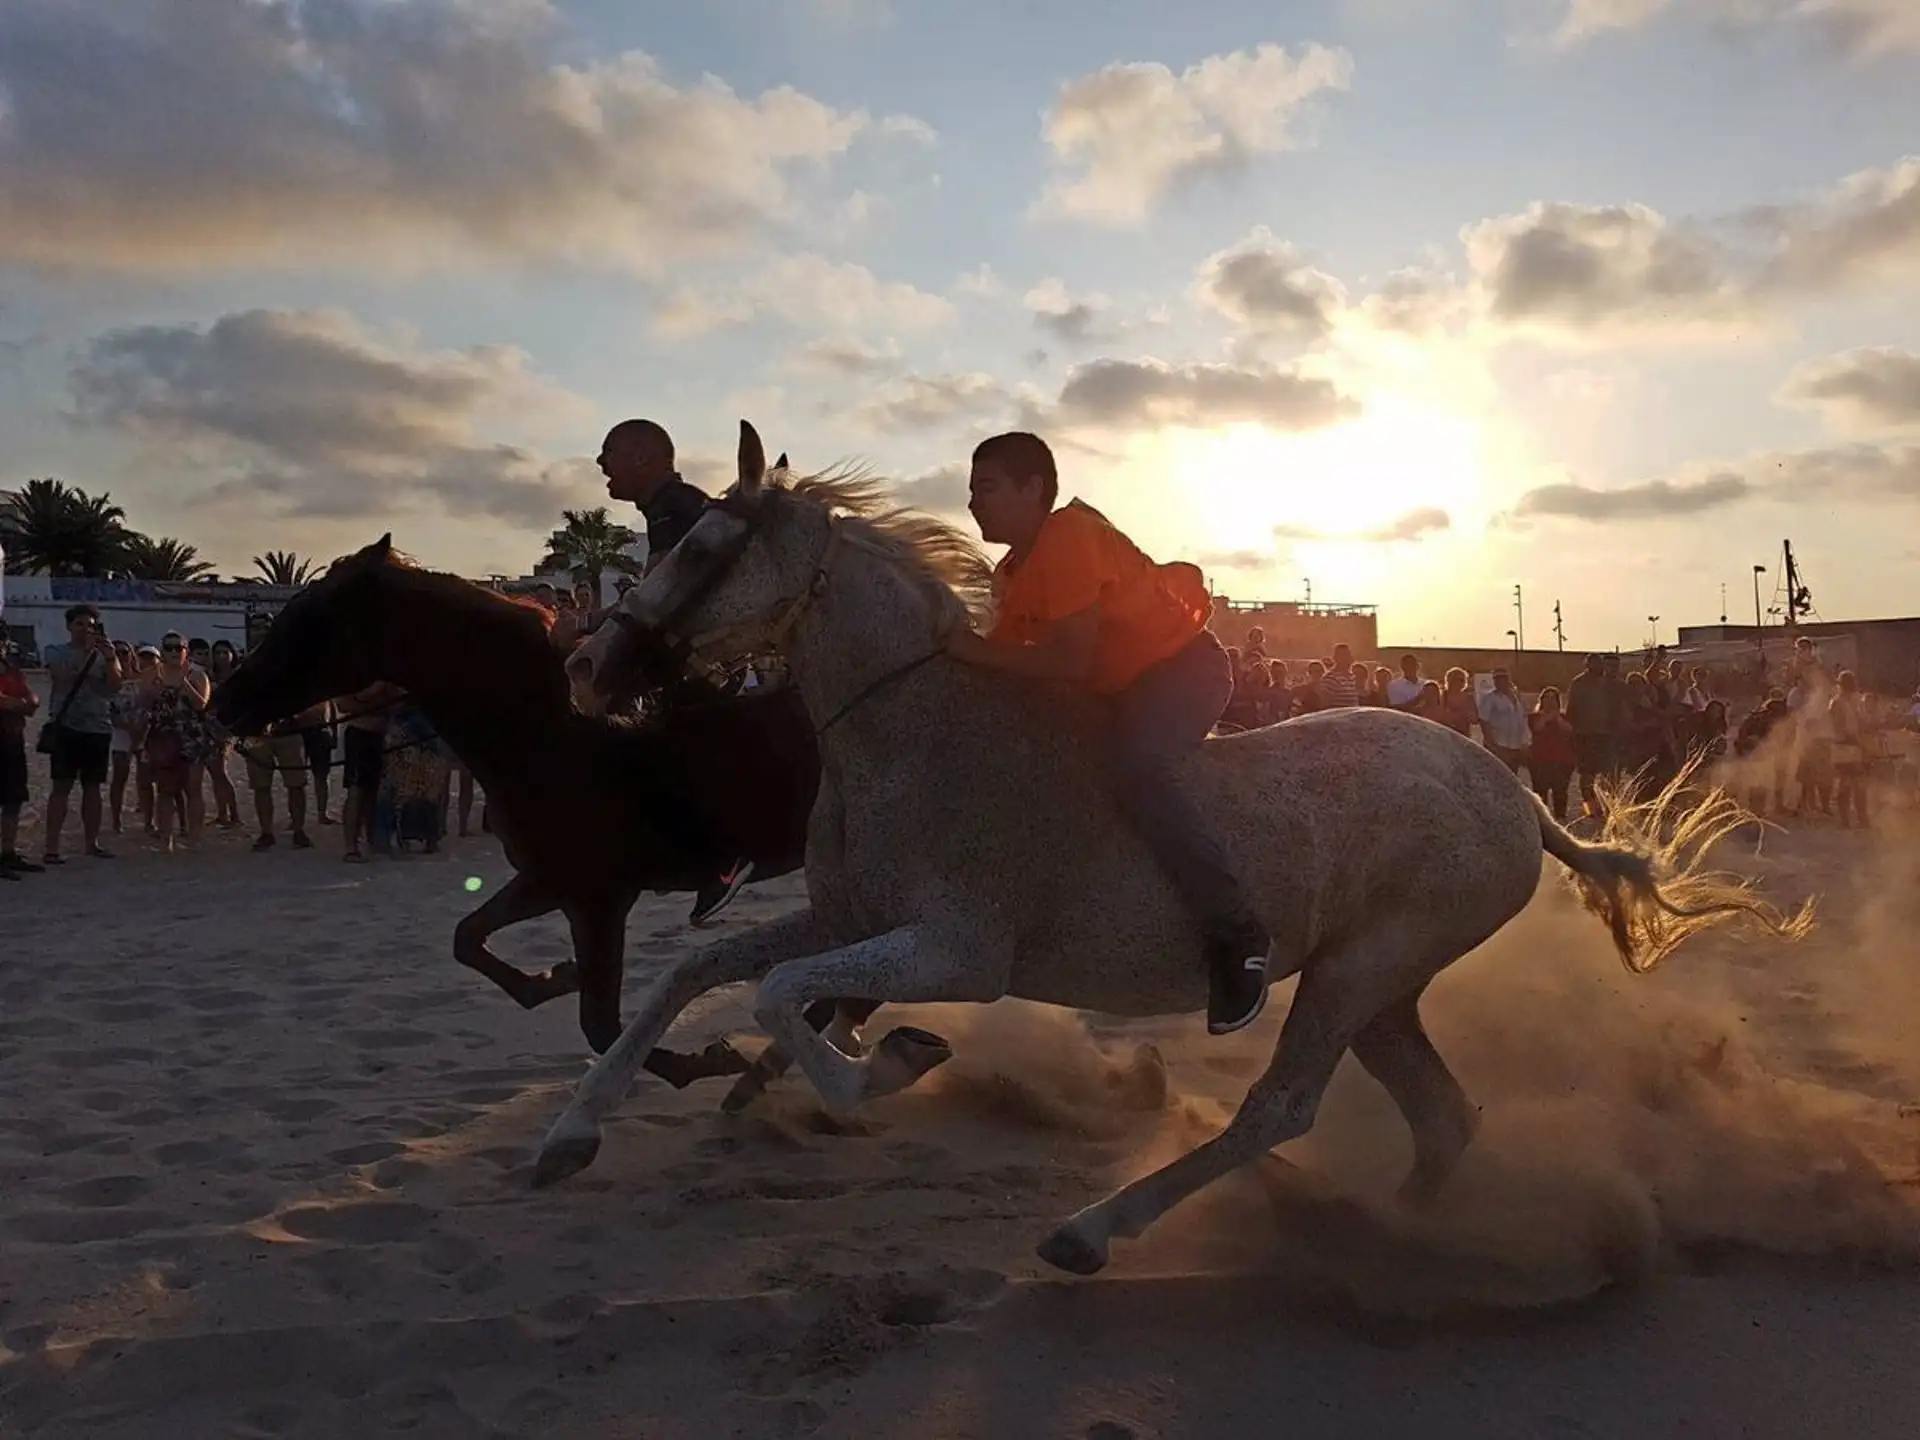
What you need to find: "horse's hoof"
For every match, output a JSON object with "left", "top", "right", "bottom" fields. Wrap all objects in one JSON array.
[
  {"left": 531, "top": 1131, "right": 602, "bottom": 1188},
  {"left": 1036, "top": 1224, "right": 1109, "bottom": 1276},
  {"left": 719, "top": 1070, "right": 771, "bottom": 1115},
  {"left": 866, "top": 1026, "right": 952, "bottom": 1099}
]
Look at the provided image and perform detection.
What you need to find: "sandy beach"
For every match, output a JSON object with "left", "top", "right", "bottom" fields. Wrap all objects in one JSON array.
[{"left": 3, "top": 733, "right": 1919, "bottom": 1439}]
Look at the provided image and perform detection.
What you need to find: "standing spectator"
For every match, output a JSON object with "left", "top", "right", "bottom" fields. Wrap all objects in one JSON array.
[
  {"left": 0, "top": 643, "right": 42, "bottom": 877},
  {"left": 138, "top": 632, "right": 212, "bottom": 854},
  {"left": 1788, "top": 669, "right": 1834, "bottom": 817},
  {"left": 297, "top": 698, "right": 337, "bottom": 825},
  {"left": 1438, "top": 667, "right": 1478, "bottom": 738},
  {"left": 1683, "top": 666, "right": 1711, "bottom": 710},
  {"left": 1478, "top": 668, "right": 1531, "bottom": 774},
  {"left": 1566, "top": 653, "right": 1619, "bottom": 818},
  {"left": 1243, "top": 626, "right": 1267, "bottom": 664},
  {"left": 244, "top": 712, "right": 314, "bottom": 851},
  {"left": 338, "top": 682, "right": 403, "bottom": 862},
  {"left": 41, "top": 604, "right": 124, "bottom": 864},
  {"left": 1317, "top": 643, "right": 1359, "bottom": 708},
  {"left": 1734, "top": 690, "right": 1793, "bottom": 817},
  {"left": 1828, "top": 670, "right": 1869, "bottom": 829},
  {"left": 1412, "top": 679, "right": 1446, "bottom": 722},
  {"left": 106, "top": 642, "right": 138, "bottom": 833},
  {"left": 1527, "top": 686, "right": 1577, "bottom": 821},
  {"left": 1368, "top": 666, "right": 1394, "bottom": 707},
  {"left": 200, "top": 639, "right": 243, "bottom": 829},
  {"left": 109, "top": 645, "right": 160, "bottom": 834},
  {"left": 1386, "top": 654, "right": 1424, "bottom": 709}
]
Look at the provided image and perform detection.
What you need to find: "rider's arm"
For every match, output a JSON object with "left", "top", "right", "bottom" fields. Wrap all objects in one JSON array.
[{"left": 947, "top": 606, "right": 1100, "bottom": 684}]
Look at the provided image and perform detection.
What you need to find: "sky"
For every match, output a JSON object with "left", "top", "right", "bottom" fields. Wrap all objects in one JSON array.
[{"left": 1, "top": 0, "right": 1917, "bottom": 648}]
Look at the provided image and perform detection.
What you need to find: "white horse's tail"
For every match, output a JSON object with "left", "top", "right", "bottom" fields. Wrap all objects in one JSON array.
[{"left": 1533, "top": 759, "right": 1813, "bottom": 973}]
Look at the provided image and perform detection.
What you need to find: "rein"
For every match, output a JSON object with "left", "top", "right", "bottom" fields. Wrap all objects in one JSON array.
[{"left": 618, "top": 512, "right": 944, "bottom": 738}]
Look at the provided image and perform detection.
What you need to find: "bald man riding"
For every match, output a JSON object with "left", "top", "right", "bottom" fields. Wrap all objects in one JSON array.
[{"left": 596, "top": 419, "right": 752, "bottom": 925}]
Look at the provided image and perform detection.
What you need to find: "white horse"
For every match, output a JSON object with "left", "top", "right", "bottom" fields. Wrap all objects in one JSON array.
[{"left": 549, "top": 421, "right": 1809, "bottom": 1275}]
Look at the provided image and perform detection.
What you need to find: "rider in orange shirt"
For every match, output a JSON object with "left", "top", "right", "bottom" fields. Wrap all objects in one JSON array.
[{"left": 944, "top": 431, "right": 1269, "bottom": 1034}]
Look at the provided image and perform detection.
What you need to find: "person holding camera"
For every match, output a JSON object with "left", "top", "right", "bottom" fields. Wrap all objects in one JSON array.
[{"left": 41, "top": 604, "right": 124, "bottom": 863}]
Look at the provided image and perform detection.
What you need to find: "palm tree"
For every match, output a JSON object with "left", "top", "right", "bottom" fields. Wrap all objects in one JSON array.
[
  {"left": 119, "top": 534, "right": 215, "bottom": 582},
  {"left": 0, "top": 478, "right": 131, "bottom": 576},
  {"left": 252, "top": 550, "right": 316, "bottom": 587},
  {"left": 538, "top": 507, "right": 642, "bottom": 599}
]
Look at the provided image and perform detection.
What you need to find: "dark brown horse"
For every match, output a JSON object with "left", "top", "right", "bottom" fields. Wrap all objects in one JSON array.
[{"left": 212, "top": 536, "right": 825, "bottom": 1080}]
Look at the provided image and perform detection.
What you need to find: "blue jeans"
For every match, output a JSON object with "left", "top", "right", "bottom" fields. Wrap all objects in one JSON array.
[{"left": 1106, "top": 632, "right": 1266, "bottom": 950}]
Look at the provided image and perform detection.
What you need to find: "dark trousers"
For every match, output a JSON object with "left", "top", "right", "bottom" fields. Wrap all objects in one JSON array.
[
  {"left": 1106, "top": 632, "right": 1265, "bottom": 950},
  {"left": 1532, "top": 763, "right": 1573, "bottom": 822}
]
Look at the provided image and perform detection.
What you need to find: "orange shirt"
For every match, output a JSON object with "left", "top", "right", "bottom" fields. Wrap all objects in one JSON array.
[{"left": 988, "top": 500, "right": 1208, "bottom": 695}]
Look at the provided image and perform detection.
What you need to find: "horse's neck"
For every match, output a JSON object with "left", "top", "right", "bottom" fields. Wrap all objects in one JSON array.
[
  {"left": 384, "top": 589, "right": 566, "bottom": 785},
  {"left": 788, "top": 545, "right": 983, "bottom": 763}
]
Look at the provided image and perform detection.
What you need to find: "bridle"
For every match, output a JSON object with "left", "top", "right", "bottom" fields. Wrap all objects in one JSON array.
[{"left": 606, "top": 500, "right": 940, "bottom": 737}]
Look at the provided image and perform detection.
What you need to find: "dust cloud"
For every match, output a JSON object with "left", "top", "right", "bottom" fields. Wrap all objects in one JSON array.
[{"left": 878, "top": 815, "right": 1920, "bottom": 1319}]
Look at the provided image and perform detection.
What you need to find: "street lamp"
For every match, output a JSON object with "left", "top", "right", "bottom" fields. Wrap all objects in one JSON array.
[
  {"left": 1646, "top": 615, "right": 1660, "bottom": 648},
  {"left": 1505, "top": 627, "right": 1519, "bottom": 657},
  {"left": 1751, "top": 564, "right": 1766, "bottom": 630}
]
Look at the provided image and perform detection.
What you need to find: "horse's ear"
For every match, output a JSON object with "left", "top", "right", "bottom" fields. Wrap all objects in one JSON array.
[
  {"left": 374, "top": 533, "right": 392, "bottom": 559},
  {"left": 738, "top": 420, "right": 767, "bottom": 498},
  {"left": 774, "top": 451, "right": 788, "bottom": 471}
]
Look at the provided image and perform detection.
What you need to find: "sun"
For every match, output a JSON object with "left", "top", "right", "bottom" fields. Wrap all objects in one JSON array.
[{"left": 1170, "top": 392, "right": 1487, "bottom": 548}]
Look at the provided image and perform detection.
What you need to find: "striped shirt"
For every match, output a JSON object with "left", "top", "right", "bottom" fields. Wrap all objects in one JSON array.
[{"left": 1317, "top": 670, "right": 1359, "bottom": 708}]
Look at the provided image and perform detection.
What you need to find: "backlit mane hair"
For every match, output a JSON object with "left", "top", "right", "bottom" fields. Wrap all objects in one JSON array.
[
  {"left": 325, "top": 545, "right": 557, "bottom": 636},
  {"left": 770, "top": 463, "right": 995, "bottom": 628}
]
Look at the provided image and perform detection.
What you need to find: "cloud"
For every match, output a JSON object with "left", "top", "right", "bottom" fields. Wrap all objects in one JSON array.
[
  {"left": 1512, "top": 472, "right": 1753, "bottom": 520},
  {"left": 653, "top": 255, "right": 955, "bottom": 338},
  {"left": 1539, "top": 0, "right": 1920, "bottom": 61},
  {"left": 1024, "top": 279, "right": 1120, "bottom": 345},
  {"left": 1780, "top": 348, "right": 1920, "bottom": 434},
  {"left": 1036, "top": 43, "right": 1353, "bottom": 225},
  {"left": 1749, "top": 156, "right": 1920, "bottom": 295},
  {"left": 789, "top": 337, "right": 904, "bottom": 377},
  {"left": 1053, "top": 358, "right": 1362, "bottom": 432},
  {"left": 1195, "top": 549, "right": 1274, "bottom": 570},
  {"left": 890, "top": 464, "right": 971, "bottom": 514},
  {"left": 1462, "top": 201, "right": 1751, "bottom": 340},
  {"left": 852, "top": 373, "right": 1012, "bottom": 433},
  {"left": 1356, "top": 267, "right": 1470, "bottom": 335},
  {"left": 0, "top": 0, "right": 903, "bottom": 275},
  {"left": 66, "top": 308, "right": 597, "bottom": 526},
  {"left": 1197, "top": 230, "right": 1348, "bottom": 340},
  {"left": 1507, "top": 443, "right": 1920, "bottom": 521},
  {"left": 1273, "top": 507, "right": 1452, "bottom": 543}
]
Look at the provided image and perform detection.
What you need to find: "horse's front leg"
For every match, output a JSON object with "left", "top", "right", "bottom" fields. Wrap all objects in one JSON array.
[
  {"left": 534, "top": 908, "right": 834, "bottom": 1186},
  {"left": 453, "top": 873, "right": 577, "bottom": 1007},
  {"left": 754, "top": 924, "right": 1009, "bottom": 1115}
]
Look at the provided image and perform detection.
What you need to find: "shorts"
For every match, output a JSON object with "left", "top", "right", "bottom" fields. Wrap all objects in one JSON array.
[
  {"left": 243, "top": 734, "right": 307, "bottom": 791},
  {"left": 301, "top": 726, "right": 334, "bottom": 772},
  {"left": 111, "top": 727, "right": 134, "bottom": 756},
  {"left": 48, "top": 725, "right": 112, "bottom": 787},
  {"left": 0, "top": 740, "right": 27, "bottom": 809},
  {"left": 342, "top": 727, "right": 385, "bottom": 795}
]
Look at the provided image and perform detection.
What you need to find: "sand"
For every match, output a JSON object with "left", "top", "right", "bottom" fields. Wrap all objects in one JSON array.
[{"left": 4, "top": 727, "right": 1920, "bottom": 1438}]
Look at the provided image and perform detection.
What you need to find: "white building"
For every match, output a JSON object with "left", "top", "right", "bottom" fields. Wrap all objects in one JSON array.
[{"left": 1, "top": 574, "right": 301, "bottom": 661}]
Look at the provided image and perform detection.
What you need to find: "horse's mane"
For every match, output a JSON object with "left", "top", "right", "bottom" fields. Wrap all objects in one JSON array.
[
  {"left": 327, "top": 547, "right": 558, "bottom": 639},
  {"left": 769, "top": 463, "right": 995, "bottom": 628}
]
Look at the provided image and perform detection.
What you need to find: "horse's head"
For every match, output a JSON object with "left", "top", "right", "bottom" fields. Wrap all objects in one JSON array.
[
  {"left": 571, "top": 423, "right": 824, "bottom": 713},
  {"left": 213, "top": 535, "right": 398, "bottom": 734}
]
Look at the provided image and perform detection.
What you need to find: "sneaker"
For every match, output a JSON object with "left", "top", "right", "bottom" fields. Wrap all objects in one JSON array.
[
  {"left": 689, "top": 859, "right": 755, "bottom": 927},
  {"left": 252, "top": 834, "right": 276, "bottom": 851},
  {"left": 0, "top": 852, "right": 45, "bottom": 874},
  {"left": 292, "top": 831, "right": 314, "bottom": 850},
  {"left": 1206, "top": 940, "right": 1270, "bottom": 1036}
]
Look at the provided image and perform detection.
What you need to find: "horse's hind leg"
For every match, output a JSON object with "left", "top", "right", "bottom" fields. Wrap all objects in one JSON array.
[
  {"left": 719, "top": 1000, "right": 881, "bottom": 1115},
  {"left": 1349, "top": 987, "right": 1477, "bottom": 1208},
  {"left": 1037, "top": 942, "right": 1418, "bottom": 1277}
]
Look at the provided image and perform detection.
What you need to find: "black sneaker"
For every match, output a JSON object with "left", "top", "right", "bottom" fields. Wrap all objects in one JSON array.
[
  {"left": 1206, "top": 940, "right": 1270, "bottom": 1036},
  {"left": 689, "top": 859, "right": 755, "bottom": 927},
  {"left": 252, "top": 834, "right": 276, "bottom": 852},
  {"left": 0, "top": 852, "right": 44, "bottom": 874}
]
